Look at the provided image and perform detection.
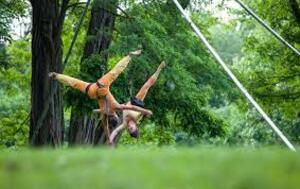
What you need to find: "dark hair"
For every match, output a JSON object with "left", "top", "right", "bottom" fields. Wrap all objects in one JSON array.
[
  {"left": 129, "top": 129, "right": 139, "bottom": 138},
  {"left": 108, "top": 115, "right": 119, "bottom": 129},
  {"left": 130, "top": 96, "right": 145, "bottom": 108}
]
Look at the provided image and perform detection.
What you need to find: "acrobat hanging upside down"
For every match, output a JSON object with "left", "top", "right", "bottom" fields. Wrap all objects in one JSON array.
[
  {"left": 49, "top": 49, "right": 153, "bottom": 125},
  {"left": 105, "top": 61, "right": 166, "bottom": 144}
]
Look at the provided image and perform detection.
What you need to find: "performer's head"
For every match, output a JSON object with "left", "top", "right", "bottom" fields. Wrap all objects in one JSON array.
[
  {"left": 127, "top": 119, "right": 139, "bottom": 138},
  {"left": 126, "top": 97, "right": 144, "bottom": 138},
  {"left": 108, "top": 115, "right": 119, "bottom": 129}
]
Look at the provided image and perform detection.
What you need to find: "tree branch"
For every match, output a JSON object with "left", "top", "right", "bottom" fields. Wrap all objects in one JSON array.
[
  {"left": 57, "top": 0, "right": 70, "bottom": 31},
  {"left": 102, "top": 6, "right": 132, "bottom": 19},
  {"left": 66, "top": 2, "right": 86, "bottom": 11},
  {"left": 256, "top": 91, "right": 300, "bottom": 100},
  {"left": 116, "top": 5, "right": 131, "bottom": 18}
]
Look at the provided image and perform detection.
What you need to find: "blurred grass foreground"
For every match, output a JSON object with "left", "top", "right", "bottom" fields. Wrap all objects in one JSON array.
[{"left": 0, "top": 147, "right": 300, "bottom": 189}]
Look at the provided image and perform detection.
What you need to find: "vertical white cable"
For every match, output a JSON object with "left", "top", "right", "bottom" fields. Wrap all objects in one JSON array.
[{"left": 172, "top": 0, "right": 296, "bottom": 151}]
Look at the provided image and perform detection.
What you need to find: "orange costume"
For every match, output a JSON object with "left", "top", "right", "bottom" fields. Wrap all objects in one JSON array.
[
  {"left": 108, "top": 61, "right": 166, "bottom": 143},
  {"left": 49, "top": 50, "right": 152, "bottom": 126}
]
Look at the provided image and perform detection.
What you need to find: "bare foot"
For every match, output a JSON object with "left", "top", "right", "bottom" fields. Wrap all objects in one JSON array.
[
  {"left": 159, "top": 61, "right": 166, "bottom": 69},
  {"left": 129, "top": 49, "right": 142, "bottom": 56},
  {"left": 48, "top": 72, "right": 57, "bottom": 79},
  {"left": 93, "top": 109, "right": 102, "bottom": 114}
]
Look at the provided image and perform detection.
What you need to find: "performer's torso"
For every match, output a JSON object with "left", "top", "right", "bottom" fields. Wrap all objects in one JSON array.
[{"left": 123, "top": 102, "right": 142, "bottom": 126}]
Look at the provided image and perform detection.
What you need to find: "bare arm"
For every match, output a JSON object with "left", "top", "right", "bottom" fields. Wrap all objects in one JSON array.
[
  {"left": 109, "top": 123, "right": 126, "bottom": 144},
  {"left": 117, "top": 104, "right": 152, "bottom": 117}
]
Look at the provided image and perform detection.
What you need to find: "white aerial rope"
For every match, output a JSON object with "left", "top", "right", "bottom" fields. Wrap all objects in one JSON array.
[{"left": 171, "top": 0, "right": 296, "bottom": 151}]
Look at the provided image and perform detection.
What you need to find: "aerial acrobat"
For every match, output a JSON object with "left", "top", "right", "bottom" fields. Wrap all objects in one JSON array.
[
  {"left": 49, "top": 50, "right": 153, "bottom": 139},
  {"left": 103, "top": 61, "right": 166, "bottom": 144}
]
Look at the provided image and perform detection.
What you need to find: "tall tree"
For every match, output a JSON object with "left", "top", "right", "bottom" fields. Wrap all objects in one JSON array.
[
  {"left": 29, "top": 0, "right": 70, "bottom": 146},
  {"left": 68, "top": 0, "right": 118, "bottom": 145}
]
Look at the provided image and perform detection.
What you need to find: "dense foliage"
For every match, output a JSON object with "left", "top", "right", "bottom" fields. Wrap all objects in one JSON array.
[
  {"left": 0, "top": 0, "right": 29, "bottom": 147},
  {"left": 230, "top": 0, "right": 300, "bottom": 143},
  {"left": 0, "top": 0, "right": 27, "bottom": 67},
  {"left": 0, "top": 39, "right": 31, "bottom": 147},
  {"left": 107, "top": 1, "right": 231, "bottom": 144}
]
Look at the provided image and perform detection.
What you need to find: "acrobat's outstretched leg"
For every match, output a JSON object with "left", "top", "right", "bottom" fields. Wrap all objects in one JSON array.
[
  {"left": 136, "top": 61, "right": 166, "bottom": 101},
  {"left": 99, "top": 50, "right": 142, "bottom": 86},
  {"left": 49, "top": 72, "right": 90, "bottom": 93}
]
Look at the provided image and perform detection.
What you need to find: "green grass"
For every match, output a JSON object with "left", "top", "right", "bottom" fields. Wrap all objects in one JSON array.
[{"left": 0, "top": 146, "right": 300, "bottom": 189}]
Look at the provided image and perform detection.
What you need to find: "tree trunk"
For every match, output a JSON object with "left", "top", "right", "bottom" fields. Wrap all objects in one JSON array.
[
  {"left": 29, "top": 0, "right": 68, "bottom": 146},
  {"left": 68, "top": 0, "right": 118, "bottom": 146}
]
